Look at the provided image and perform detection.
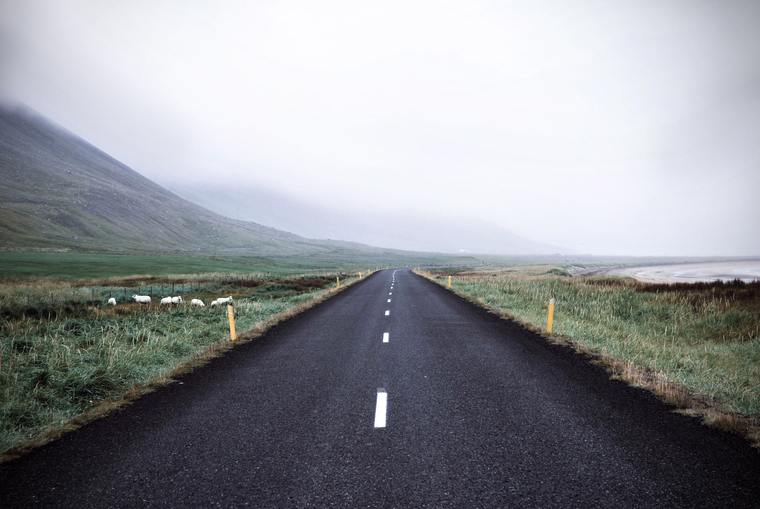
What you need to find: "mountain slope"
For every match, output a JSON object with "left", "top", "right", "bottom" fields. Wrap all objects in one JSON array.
[
  {"left": 0, "top": 104, "right": 422, "bottom": 260},
  {"left": 171, "top": 183, "right": 564, "bottom": 255}
]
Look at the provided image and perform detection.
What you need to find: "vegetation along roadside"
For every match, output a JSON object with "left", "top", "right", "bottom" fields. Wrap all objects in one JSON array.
[
  {"left": 0, "top": 270, "right": 369, "bottom": 459},
  {"left": 418, "top": 266, "right": 760, "bottom": 445}
]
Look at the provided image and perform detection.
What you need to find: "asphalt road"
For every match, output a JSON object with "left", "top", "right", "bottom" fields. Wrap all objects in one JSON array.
[{"left": 2, "top": 269, "right": 759, "bottom": 507}]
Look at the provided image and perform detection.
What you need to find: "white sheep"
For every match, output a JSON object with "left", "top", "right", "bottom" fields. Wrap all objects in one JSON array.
[
  {"left": 191, "top": 298, "right": 205, "bottom": 307},
  {"left": 210, "top": 296, "right": 233, "bottom": 307},
  {"left": 160, "top": 297, "right": 173, "bottom": 305},
  {"left": 171, "top": 296, "right": 183, "bottom": 304},
  {"left": 132, "top": 295, "right": 151, "bottom": 304},
  {"left": 107, "top": 297, "right": 117, "bottom": 306}
]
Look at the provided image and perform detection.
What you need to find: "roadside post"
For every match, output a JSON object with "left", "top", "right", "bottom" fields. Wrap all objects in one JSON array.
[
  {"left": 336, "top": 276, "right": 341, "bottom": 289},
  {"left": 448, "top": 275, "right": 452, "bottom": 289},
  {"left": 546, "top": 298, "right": 555, "bottom": 333},
  {"left": 227, "top": 304, "right": 237, "bottom": 341}
]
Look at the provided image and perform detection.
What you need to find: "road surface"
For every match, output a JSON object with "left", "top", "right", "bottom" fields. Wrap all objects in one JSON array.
[{"left": 1, "top": 269, "right": 759, "bottom": 507}]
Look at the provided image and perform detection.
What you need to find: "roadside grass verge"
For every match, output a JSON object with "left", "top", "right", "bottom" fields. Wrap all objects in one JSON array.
[
  {"left": 0, "top": 271, "right": 367, "bottom": 458},
  {"left": 418, "top": 268, "right": 760, "bottom": 443}
]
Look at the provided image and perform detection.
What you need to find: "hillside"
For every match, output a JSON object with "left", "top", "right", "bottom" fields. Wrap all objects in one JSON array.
[
  {"left": 171, "top": 183, "right": 563, "bottom": 256},
  {"left": 0, "top": 104, "right": 457, "bottom": 264}
]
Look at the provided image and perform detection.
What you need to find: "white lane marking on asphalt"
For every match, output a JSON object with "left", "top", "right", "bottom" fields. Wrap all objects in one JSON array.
[
  {"left": 383, "top": 332, "right": 389, "bottom": 343},
  {"left": 389, "top": 292, "right": 392, "bottom": 295},
  {"left": 387, "top": 298, "right": 391, "bottom": 302},
  {"left": 374, "top": 389, "right": 387, "bottom": 428},
  {"left": 385, "top": 310, "right": 390, "bottom": 316}
]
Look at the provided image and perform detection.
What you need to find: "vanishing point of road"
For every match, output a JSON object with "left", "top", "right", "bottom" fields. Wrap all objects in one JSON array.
[{"left": 1, "top": 270, "right": 759, "bottom": 507}]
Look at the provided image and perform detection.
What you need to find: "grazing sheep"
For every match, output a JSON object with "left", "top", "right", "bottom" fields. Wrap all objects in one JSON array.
[
  {"left": 171, "top": 296, "right": 183, "bottom": 304},
  {"left": 160, "top": 297, "right": 173, "bottom": 305},
  {"left": 132, "top": 295, "right": 151, "bottom": 304},
  {"left": 107, "top": 297, "right": 117, "bottom": 305},
  {"left": 210, "top": 296, "right": 233, "bottom": 307},
  {"left": 191, "top": 298, "right": 205, "bottom": 307}
]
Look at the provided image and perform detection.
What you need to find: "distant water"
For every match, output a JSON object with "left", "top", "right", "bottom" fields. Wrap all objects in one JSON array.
[{"left": 608, "top": 261, "right": 760, "bottom": 283}]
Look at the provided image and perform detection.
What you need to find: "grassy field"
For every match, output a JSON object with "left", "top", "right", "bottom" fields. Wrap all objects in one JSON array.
[
  {"left": 0, "top": 271, "right": 361, "bottom": 455},
  {"left": 421, "top": 267, "right": 760, "bottom": 422},
  {"left": 0, "top": 251, "right": 371, "bottom": 279},
  {"left": 0, "top": 250, "right": 480, "bottom": 280}
]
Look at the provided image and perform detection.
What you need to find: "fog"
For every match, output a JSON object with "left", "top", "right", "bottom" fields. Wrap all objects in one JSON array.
[{"left": 2, "top": 0, "right": 759, "bottom": 256}]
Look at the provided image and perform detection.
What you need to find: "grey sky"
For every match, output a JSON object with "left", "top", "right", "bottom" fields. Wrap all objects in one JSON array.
[{"left": 2, "top": 0, "right": 759, "bottom": 256}]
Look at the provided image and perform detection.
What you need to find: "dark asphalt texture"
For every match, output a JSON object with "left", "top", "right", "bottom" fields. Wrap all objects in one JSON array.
[{"left": 1, "top": 269, "right": 759, "bottom": 507}]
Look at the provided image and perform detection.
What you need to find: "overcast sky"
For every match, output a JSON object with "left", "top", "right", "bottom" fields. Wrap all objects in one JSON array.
[{"left": 1, "top": 0, "right": 759, "bottom": 256}]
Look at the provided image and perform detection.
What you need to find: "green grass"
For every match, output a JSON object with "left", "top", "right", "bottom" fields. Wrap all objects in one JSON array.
[
  {"left": 0, "top": 251, "right": 344, "bottom": 279},
  {"left": 0, "top": 250, "right": 478, "bottom": 280},
  {"left": 0, "top": 272, "right": 354, "bottom": 454},
  {"left": 425, "top": 268, "right": 760, "bottom": 416}
]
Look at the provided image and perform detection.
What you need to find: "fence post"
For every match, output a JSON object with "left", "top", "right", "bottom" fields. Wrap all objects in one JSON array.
[
  {"left": 547, "top": 298, "right": 556, "bottom": 333},
  {"left": 227, "top": 304, "right": 237, "bottom": 341}
]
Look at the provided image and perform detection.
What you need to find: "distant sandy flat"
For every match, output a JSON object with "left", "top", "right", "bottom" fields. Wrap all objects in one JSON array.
[{"left": 608, "top": 260, "right": 760, "bottom": 283}]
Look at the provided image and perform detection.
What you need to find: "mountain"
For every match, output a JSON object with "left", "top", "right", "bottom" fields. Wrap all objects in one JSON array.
[
  {"left": 0, "top": 104, "right": 456, "bottom": 263},
  {"left": 170, "top": 184, "right": 563, "bottom": 256}
]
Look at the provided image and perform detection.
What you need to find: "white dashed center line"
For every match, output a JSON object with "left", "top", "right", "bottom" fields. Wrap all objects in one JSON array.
[
  {"left": 374, "top": 273, "right": 397, "bottom": 427},
  {"left": 374, "top": 389, "right": 388, "bottom": 428}
]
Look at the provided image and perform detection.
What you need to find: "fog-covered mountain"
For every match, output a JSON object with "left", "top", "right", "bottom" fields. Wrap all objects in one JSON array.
[{"left": 170, "top": 183, "right": 564, "bottom": 256}]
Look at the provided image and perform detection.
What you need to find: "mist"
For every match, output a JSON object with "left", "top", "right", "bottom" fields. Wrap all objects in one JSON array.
[{"left": 1, "top": 0, "right": 759, "bottom": 256}]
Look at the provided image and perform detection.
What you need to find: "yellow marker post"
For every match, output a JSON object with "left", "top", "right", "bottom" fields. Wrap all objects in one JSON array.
[
  {"left": 447, "top": 275, "right": 452, "bottom": 289},
  {"left": 227, "top": 304, "right": 237, "bottom": 341},
  {"left": 336, "top": 276, "right": 341, "bottom": 289},
  {"left": 546, "top": 298, "right": 555, "bottom": 334}
]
